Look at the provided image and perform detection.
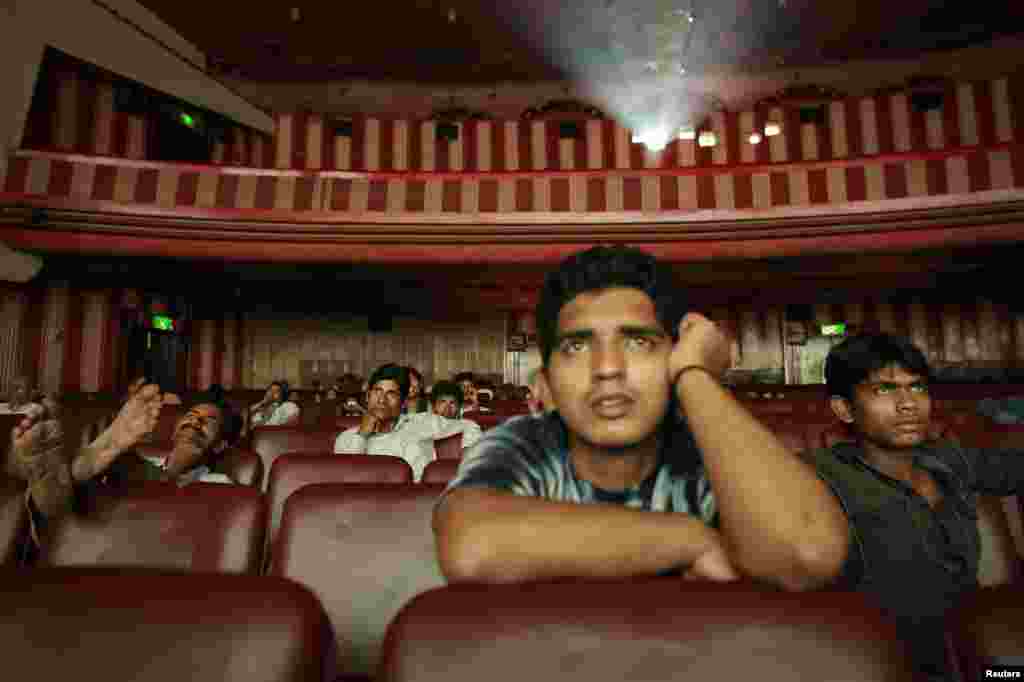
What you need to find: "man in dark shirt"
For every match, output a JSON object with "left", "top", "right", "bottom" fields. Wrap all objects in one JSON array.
[{"left": 810, "top": 333, "right": 1024, "bottom": 682}]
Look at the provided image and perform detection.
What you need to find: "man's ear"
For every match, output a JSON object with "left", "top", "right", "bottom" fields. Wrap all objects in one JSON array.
[{"left": 830, "top": 396, "right": 855, "bottom": 424}]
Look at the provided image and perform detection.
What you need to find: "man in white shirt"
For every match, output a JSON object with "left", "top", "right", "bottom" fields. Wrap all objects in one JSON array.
[
  {"left": 0, "top": 375, "right": 42, "bottom": 415},
  {"left": 335, "top": 364, "right": 482, "bottom": 481},
  {"left": 250, "top": 381, "right": 301, "bottom": 426}
]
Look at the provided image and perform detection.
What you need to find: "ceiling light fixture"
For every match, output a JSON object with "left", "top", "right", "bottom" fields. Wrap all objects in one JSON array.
[
  {"left": 290, "top": 7, "right": 300, "bottom": 22},
  {"left": 447, "top": 7, "right": 456, "bottom": 23},
  {"left": 764, "top": 122, "right": 782, "bottom": 137}
]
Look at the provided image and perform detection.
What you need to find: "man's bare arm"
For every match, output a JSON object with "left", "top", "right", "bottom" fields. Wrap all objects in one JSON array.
[
  {"left": 434, "top": 487, "right": 735, "bottom": 583},
  {"left": 71, "top": 383, "right": 164, "bottom": 483},
  {"left": 670, "top": 315, "right": 849, "bottom": 591}
]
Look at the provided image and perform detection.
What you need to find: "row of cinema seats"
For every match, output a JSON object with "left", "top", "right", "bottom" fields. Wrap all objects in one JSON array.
[
  {"left": 3, "top": 449, "right": 1023, "bottom": 679},
  {"left": 2, "top": 565, "right": 1022, "bottom": 681}
]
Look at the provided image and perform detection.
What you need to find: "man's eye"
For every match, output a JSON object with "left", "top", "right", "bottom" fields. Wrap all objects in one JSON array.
[
  {"left": 875, "top": 386, "right": 893, "bottom": 394},
  {"left": 561, "top": 339, "right": 586, "bottom": 353},
  {"left": 627, "top": 336, "right": 654, "bottom": 349},
  {"left": 911, "top": 384, "right": 929, "bottom": 393}
]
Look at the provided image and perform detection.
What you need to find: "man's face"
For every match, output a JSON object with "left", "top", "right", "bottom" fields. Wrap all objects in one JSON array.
[
  {"left": 269, "top": 384, "right": 283, "bottom": 402},
  {"left": 839, "top": 365, "right": 931, "bottom": 451},
  {"left": 170, "top": 403, "right": 224, "bottom": 471},
  {"left": 544, "top": 287, "right": 672, "bottom": 451},
  {"left": 459, "top": 380, "right": 477, "bottom": 407},
  {"left": 11, "top": 378, "right": 29, "bottom": 404},
  {"left": 433, "top": 395, "right": 458, "bottom": 419},
  {"left": 408, "top": 375, "right": 421, "bottom": 400},
  {"left": 367, "top": 379, "right": 403, "bottom": 421}
]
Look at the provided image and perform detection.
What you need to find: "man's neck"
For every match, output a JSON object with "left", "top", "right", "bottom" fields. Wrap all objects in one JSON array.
[
  {"left": 859, "top": 441, "right": 917, "bottom": 483},
  {"left": 378, "top": 416, "right": 400, "bottom": 433},
  {"left": 569, "top": 434, "right": 660, "bottom": 492}
]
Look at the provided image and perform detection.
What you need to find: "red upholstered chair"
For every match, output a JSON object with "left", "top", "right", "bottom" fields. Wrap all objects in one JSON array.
[
  {"left": 146, "top": 405, "right": 186, "bottom": 448},
  {"left": 250, "top": 427, "right": 340, "bottom": 491},
  {"left": 0, "top": 475, "right": 27, "bottom": 566},
  {"left": 379, "top": 580, "right": 915, "bottom": 682},
  {"left": 0, "top": 568, "right": 329, "bottom": 682},
  {"left": 947, "top": 585, "right": 1024, "bottom": 682},
  {"left": 433, "top": 432, "right": 463, "bottom": 460},
  {"left": 265, "top": 453, "right": 412, "bottom": 557},
  {"left": 335, "top": 415, "right": 362, "bottom": 431},
  {"left": 421, "top": 459, "right": 459, "bottom": 485},
  {"left": 271, "top": 483, "right": 448, "bottom": 681},
  {"left": 40, "top": 482, "right": 267, "bottom": 574},
  {"left": 466, "top": 413, "right": 503, "bottom": 430}
]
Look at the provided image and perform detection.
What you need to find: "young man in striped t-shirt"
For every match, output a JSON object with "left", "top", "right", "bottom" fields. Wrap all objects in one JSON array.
[{"left": 434, "top": 245, "right": 850, "bottom": 589}]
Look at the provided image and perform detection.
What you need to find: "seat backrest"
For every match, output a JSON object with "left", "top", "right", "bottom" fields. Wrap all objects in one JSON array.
[
  {"left": 434, "top": 432, "right": 462, "bottom": 460},
  {"left": 272, "top": 483, "right": 447, "bottom": 679},
  {"left": 266, "top": 453, "right": 412, "bottom": 553},
  {"left": 0, "top": 475, "right": 27, "bottom": 565},
  {"left": 465, "top": 413, "right": 503, "bottom": 430},
  {"left": 421, "top": 459, "right": 459, "bottom": 484},
  {"left": 250, "top": 428, "right": 340, "bottom": 490},
  {"left": 0, "top": 567, "right": 329, "bottom": 682},
  {"left": 335, "top": 415, "right": 362, "bottom": 431},
  {"left": 948, "top": 584, "right": 1024, "bottom": 681},
  {"left": 41, "top": 482, "right": 267, "bottom": 574},
  {"left": 379, "top": 580, "right": 915, "bottom": 682},
  {"left": 214, "top": 447, "right": 265, "bottom": 489}
]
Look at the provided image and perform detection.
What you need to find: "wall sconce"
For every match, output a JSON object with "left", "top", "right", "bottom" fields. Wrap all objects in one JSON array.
[
  {"left": 764, "top": 121, "right": 782, "bottom": 137},
  {"left": 748, "top": 131, "right": 763, "bottom": 145},
  {"left": 678, "top": 126, "right": 696, "bottom": 140}
]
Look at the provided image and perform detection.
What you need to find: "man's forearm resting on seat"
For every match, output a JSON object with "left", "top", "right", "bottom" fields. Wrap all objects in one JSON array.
[
  {"left": 435, "top": 488, "right": 724, "bottom": 583},
  {"left": 676, "top": 369, "right": 849, "bottom": 591}
]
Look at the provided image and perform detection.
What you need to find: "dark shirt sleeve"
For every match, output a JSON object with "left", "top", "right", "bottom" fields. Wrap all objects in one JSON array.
[{"left": 961, "top": 446, "right": 1024, "bottom": 496}]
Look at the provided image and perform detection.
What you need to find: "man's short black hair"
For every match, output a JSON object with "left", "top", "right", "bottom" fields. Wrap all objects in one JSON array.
[
  {"left": 368, "top": 363, "right": 410, "bottom": 402},
  {"left": 430, "top": 380, "right": 464, "bottom": 407},
  {"left": 453, "top": 372, "right": 475, "bottom": 385},
  {"left": 187, "top": 391, "right": 241, "bottom": 446},
  {"left": 535, "top": 245, "right": 688, "bottom": 367},
  {"left": 825, "top": 333, "right": 932, "bottom": 401}
]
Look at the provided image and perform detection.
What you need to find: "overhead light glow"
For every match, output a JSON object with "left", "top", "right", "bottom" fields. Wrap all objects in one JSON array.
[
  {"left": 697, "top": 131, "right": 718, "bottom": 147},
  {"left": 678, "top": 126, "right": 696, "bottom": 140},
  {"left": 764, "top": 122, "right": 782, "bottom": 137},
  {"left": 748, "top": 131, "right": 763, "bottom": 145},
  {"left": 632, "top": 127, "right": 670, "bottom": 152}
]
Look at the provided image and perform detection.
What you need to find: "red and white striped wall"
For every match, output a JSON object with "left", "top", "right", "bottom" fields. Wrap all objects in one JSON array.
[
  {"left": 272, "top": 76, "right": 1024, "bottom": 181},
  {"left": 188, "top": 315, "right": 244, "bottom": 391}
]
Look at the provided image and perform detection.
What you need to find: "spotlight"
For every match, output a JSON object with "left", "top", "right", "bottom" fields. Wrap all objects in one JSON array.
[
  {"left": 678, "top": 126, "right": 697, "bottom": 140},
  {"left": 764, "top": 122, "right": 782, "bottom": 137},
  {"left": 748, "top": 132, "right": 763, "bottom": 145},
  {"left": 632, "top": 128, "right": 670, "bottom": 152},
  {"left": 697, "top": 131, "right": 718, "bottom": 147}
]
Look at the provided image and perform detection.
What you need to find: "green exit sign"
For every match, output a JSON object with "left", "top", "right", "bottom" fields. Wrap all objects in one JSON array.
[{"left": 821, "top": 323, "right": 847, "bottom": 336}]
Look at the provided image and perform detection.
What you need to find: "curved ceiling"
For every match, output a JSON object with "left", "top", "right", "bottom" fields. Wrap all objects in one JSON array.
[{"left": 136, "top": 0, "right": 1024, "bottom": 84}]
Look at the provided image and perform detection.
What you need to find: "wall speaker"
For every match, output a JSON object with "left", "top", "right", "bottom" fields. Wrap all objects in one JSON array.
[
  {"left": 911, "top": 92, "right": 944, "bottom": 112},
  {"left": 436, "top": 122, "right": 459, "bottom": 141},
  {"left": 558, "top": 122, "right": 581, "bottom": 139}
]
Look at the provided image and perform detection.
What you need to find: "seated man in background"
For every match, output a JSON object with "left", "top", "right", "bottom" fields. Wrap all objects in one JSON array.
[
  {"left": 434, "top": 245, "right": 849, "bottom": 590},
  {"left": 8, "top": 384, "right": 239, "bottom": 542},
  {"left": 335, "top": 364, "right": 481, "bottom": 481},
  {"left": 430, "top": 380, "right": 464, "bottom": 419},
  {"left": 454, "top": 372, "right": 491, "bottom": 416},
  {"left": 403, "top": 366, "right": 429, "bottom": 414},
  {"left": 0, "top": 375, "right": 42, "bottom": 415},
  {"left": 809, "top": 333, "right": 1024, "bottom": 682},
  {"left": 249, "top": 381, "right": 300, "bottom": 426}
]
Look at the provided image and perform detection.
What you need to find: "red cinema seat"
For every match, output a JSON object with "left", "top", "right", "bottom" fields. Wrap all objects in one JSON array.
[
  {"left": 0, "top": 475, "right": 27, "bottom": 565},
  {"left": 272, "top": 483, "right": 447, "bottom": 681},
  {"left": 136, "top": 444, "right": 265, "bottom": 489},
  {"left": 250, "top": 428, "right": 340, "bottom": 490},
  {"left": 466, "top": 413, "right": 503, "bottom": 430},
  {"left": 434, "top": 432, "right": 463, "bottom": 460},
  {"left": 266, "top": 453, "right": 412, "bottom": 555},
  {"left": 948, "top": 585, "right": 1024, "bottom": 682},
  {"left": 421, "top": 459, "right": 459, "bottom": 484},
  {"left": 40, "top": 482, "right": 266, "bottom": 574},
  {"left": 379, "top": 580, "right": 914, "bottom": 682},
  {"left": 0, "top": 568, "right": 329, "bottom": 682}
]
